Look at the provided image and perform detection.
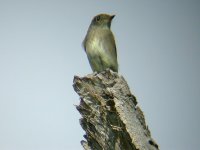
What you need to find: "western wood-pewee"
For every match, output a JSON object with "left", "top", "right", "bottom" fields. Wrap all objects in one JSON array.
[{"left": 83, "top": 14, "right": 118, "bottom": 72}]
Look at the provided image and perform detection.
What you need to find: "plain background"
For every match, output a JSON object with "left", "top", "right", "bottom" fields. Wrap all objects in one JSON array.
[{"left": 0, "top": 0, "right": 199, "bottom": 150}]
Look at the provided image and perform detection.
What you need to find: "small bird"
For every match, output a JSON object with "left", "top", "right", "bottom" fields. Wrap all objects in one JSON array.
[{"left": 83, "top": 14, "right": 118, "bottom": 72}]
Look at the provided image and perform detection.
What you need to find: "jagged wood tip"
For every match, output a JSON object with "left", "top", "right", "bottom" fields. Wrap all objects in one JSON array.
[{"left": 73, "top": 69, "right": 159, "bottom": 150}]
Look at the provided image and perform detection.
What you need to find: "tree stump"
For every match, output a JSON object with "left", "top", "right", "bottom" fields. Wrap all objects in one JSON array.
[{"left": 73, "top": 69, "right": 159, "bottom": 150}]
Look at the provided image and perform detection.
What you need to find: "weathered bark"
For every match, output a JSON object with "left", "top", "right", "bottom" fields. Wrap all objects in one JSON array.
[{"left": 73, "top": 69, "right": 159, "bottom": 150}]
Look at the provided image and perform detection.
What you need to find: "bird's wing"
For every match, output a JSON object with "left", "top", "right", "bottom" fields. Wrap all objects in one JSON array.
[
  {"left": 82, "top": 36, "right": 87, "bottom": 51},
  {"left": 103, "top": 31, "right": 117, "bottom": 59}
]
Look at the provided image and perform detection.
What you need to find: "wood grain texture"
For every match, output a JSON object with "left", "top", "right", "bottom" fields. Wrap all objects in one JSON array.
[{"left": 73, "top": 69, "right": 159, "bottom": 150}]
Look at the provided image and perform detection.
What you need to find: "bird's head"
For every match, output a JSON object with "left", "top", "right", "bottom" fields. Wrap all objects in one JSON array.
[{"left": 91, "top": 14, "right": 115, "bottom": 28}]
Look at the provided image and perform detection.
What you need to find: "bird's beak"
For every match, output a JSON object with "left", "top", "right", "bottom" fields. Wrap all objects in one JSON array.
[{"left": 110, "top": 15, "right": 115, "bottom": 20}]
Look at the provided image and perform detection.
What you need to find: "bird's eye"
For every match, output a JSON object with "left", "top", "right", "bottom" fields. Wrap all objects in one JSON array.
[{"left": 96, "top": 16, "right": 101, "bottom": 22}]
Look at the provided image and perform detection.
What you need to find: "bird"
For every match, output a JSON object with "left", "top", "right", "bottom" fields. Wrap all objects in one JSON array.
[{"left": 83, "top": 13, "right": 118, "bottom": 73}]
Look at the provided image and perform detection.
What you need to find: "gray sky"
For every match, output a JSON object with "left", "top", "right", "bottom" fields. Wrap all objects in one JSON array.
[{"left": 0, "top": 0, "right": 199, "bottom": 150}]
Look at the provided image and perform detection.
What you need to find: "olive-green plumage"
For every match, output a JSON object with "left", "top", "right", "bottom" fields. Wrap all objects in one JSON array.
[{"left": 83, "top": 14, "right": 118, "bottom": 72}]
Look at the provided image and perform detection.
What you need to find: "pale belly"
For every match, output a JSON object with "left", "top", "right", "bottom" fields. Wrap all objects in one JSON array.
[{"left": 86, "top": 37, "right": 117, "bottom": 72}]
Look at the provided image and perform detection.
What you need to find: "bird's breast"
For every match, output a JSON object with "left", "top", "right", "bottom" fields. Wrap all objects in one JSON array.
[{"left": 86, "top": 33, "right": 105, "bottom": 56}]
